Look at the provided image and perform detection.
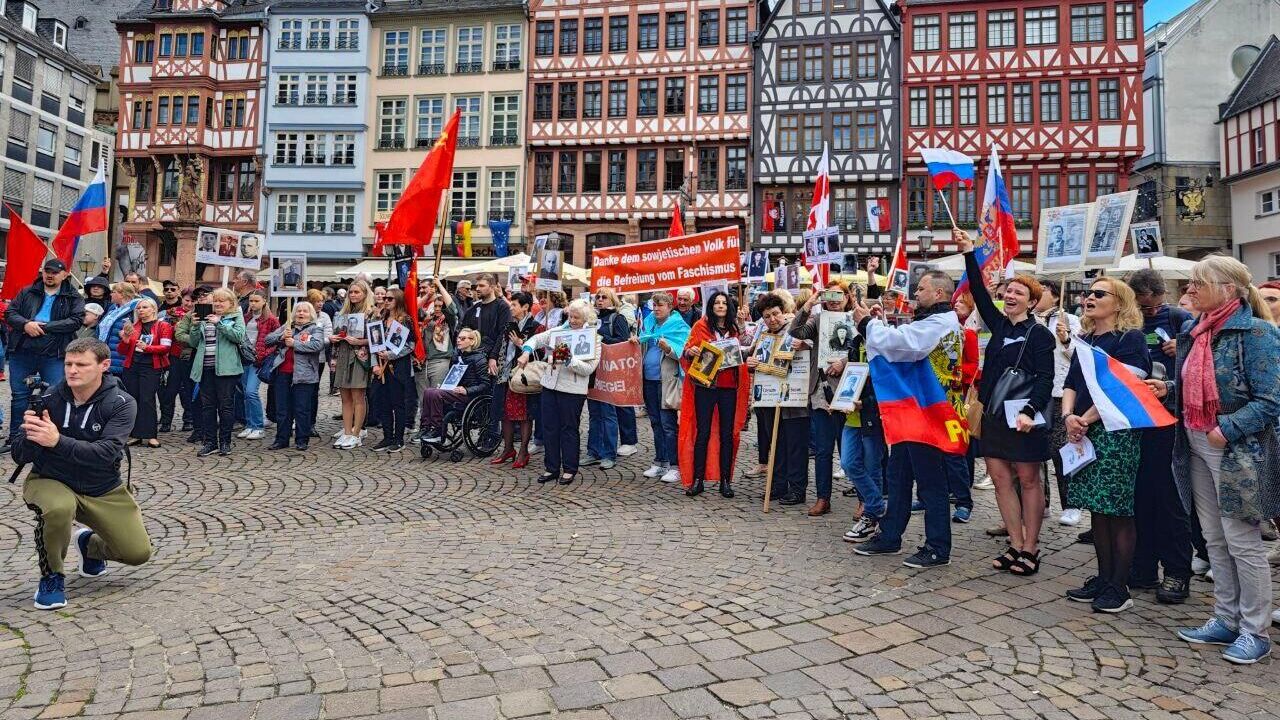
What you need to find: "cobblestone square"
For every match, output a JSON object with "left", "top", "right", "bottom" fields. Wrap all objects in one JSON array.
[{"left": 0, "top": 395, "right": 1275, "bottom": 719}]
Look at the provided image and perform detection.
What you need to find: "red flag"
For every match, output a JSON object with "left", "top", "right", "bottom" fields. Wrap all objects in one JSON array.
[
  {"left": 762, "top": 196, "right": 777, "bottom": 233},
  {"left": 668, "top": 199, "right": 685, "bottom": 238},
  {"left": 373, "top": 109, "right": 461, "bottom": 256},
  {"left": 1, "top": 207, "right": 48, "bottom": 301},
  {"left": 402, "top": 257, "right": 427, "bottom": 363}
]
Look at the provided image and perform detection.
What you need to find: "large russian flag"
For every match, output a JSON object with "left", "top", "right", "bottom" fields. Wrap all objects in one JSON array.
[
  {"left": 51, "top": 167, "right": 108, "bottom": 267},
  {"left": 919, "top": 148, "right": 975, "bottom": 190},
  {"left": 1071, "top": 339, "right": 1176, "bottom": 431},
  {"left": 956, "top": 148, "right": 1019, "bottom": 301},
  {"left": 869, "top": 354, "right": 968, "bottom": 455}
]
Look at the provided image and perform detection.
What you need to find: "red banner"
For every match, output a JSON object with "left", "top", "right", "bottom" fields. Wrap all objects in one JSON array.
[
  {"left": 588, "top": 341, "right": 643, "bottom": 407},
  {"left": 591, "top": 226, "right": 741, "bottom": 295}
]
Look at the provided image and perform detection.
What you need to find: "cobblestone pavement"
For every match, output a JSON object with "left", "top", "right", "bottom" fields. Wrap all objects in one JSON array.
[{"left": 0, "top": 392, "right": 1276, "bottom": 720}]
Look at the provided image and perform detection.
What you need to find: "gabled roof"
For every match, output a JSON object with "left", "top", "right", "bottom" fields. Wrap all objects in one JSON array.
[
  {"left": 0, "top": 12, "right": 99, "bottom": 77},
  {"left": 117, "top": 0, "right": 268, "bottom": 24},
  {"left": 754, "top": 0, "right": 898, "bottom": 45},
  {"left": 370, "top": 0, "right": 524, "bottom": 17},
  {"left": 269, "top": 0, "right": 367, "bottom": 11},
  {"left": 1220, "top": 34, "right": 1280, "bottom": 120}
]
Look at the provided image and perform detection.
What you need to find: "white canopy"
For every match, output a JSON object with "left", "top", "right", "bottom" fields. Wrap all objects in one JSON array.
[
  {"left": 1114, "top": 253, "right": 1197, "bottom": 280},
  {"left": 928, "top": 253, "right": 1037, "bottom": 279},
  {"left": 442, "top": 253, "right": 591, "bottom": 288}
]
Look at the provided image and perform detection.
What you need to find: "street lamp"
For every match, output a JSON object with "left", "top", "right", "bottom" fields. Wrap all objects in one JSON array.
[
  {"left": 918, "top": 227, "right": 934, "bottom": 262},
  {"left": 78, "top": 250, "right": 94, "bottom": 280}
]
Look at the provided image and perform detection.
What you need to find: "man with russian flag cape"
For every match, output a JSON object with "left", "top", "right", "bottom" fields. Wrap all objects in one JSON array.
[{"left": 850, "top": 267, "right": 967, "bottom": 569}]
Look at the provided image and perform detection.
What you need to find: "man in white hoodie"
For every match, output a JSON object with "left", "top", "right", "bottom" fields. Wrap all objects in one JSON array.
[{"left": 850, "top": 270, "right": 966, "bottom": 569}]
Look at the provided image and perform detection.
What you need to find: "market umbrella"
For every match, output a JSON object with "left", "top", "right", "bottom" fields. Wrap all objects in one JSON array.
[
  {"left": 928, "top": 252, "right": 1037, "bottom": 280},
  {"left": 1114, "top": 253, "right": 1197, "bottom": 280}
]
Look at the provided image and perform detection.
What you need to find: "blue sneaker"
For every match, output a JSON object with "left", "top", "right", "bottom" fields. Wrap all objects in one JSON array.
[
  {"left": 853, "top": 538, "right": 902, "bottom": 556},
  {"left": 910, "top": 500, "right": 925, "bottom": 513},
  {"left": 74, "top": 528, "right": 107, "bottom": 578},
  {"left": 34, "top": 573, "right": 66, "bottom": 610},
  {"left": 952, "top": 507, "right": 972, "bottom": 523},
  {"left": 902, "top": 546, "right": 950, "bottom": 569},
  {"left": 1222, "top": 633, "right": 1272, "bottom": 665},
  {"left": 1177, "top": 617, "right": 1240, "bottom": 646}
]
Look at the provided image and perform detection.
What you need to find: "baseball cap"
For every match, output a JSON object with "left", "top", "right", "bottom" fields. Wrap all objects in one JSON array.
[
  {"left": 162, "top": 279, "right": 179, "bottom": 289},
  {"left": 83, "top": 303, "right": 105, "bottom": 317},
  {"left": 42, "top": 259, "right": 67, "bottom": 273}
]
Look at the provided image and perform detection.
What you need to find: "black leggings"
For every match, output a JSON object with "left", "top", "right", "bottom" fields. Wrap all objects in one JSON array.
[
  {"left": 198, "top": 369, "right": 239, "bottom": 445},
  {"left": 693, "top": 385, "right": 737, "bottom": 482},
  {"left": 123, "top": 363, "right": 163, "bottom": 440}
]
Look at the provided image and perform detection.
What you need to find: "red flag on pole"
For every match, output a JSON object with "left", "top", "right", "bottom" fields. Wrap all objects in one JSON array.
[
  {"left": 668, "top": 198, "right": 685, "bottom": 238},
  {"left": 1, "top": 207, "right": 48, "bottom": 301},
  {"left": 402, "top": 257, "right": 427, "bottom": 363},
  {"left": 372, "top": 109, "right": 461, "bottom": 256},
  {"left": 804, "top": 143, "right": 832, "bottom": 286}
]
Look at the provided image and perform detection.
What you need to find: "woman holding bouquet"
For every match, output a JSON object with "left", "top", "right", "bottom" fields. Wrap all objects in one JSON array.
[{"left": 678, "top": 290, "right": 750, "bottom": 499}]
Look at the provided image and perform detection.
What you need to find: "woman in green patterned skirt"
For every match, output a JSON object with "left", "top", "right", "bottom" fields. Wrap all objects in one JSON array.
[{"left": 1060, "top": 277, "right": 1152, "bottom": 614}]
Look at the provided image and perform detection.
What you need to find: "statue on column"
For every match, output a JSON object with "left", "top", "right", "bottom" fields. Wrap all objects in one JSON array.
[{"left": 176, "top": 157, "right": 205, "bottom": 223}]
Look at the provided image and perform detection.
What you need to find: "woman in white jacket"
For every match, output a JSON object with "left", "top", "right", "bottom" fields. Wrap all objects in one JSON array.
[{"left": 517, "top": 299, "right": 602, "bottom": 485}]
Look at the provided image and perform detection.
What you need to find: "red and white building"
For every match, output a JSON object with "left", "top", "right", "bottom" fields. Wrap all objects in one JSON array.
[
  {"left": 525, "top": 0, "right": 754, "bottom": 266},
  {"left": 115, "top": 0, "right": 267, "bottom": 286},
  {"left": 898, "top": 0, "right": 1144, "bottom": 255}
]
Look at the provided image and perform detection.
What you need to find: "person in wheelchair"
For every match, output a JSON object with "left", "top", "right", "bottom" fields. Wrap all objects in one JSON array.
[{"left": 419, "top": 328, "right": 492, "bottom": 445}]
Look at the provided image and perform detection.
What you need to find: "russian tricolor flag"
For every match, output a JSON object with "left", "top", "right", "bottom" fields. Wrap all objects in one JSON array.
[
  {"left": 919, "top": 148, "right": 975, "bottom": 190},
  {"left": 1071, "top": 339, "right": 1176, "bottom": 431},
  {"left": 51, "top": 167, "right": 108, "bottom": 267},
  {"left": 869, "top": 354, "right": 969, "bottom": 455},
  {"left": 956, "top": 148, "right": 1019, "bottom": 300}
]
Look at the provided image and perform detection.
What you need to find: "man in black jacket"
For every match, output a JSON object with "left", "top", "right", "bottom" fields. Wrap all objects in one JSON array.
[
  {"left": 460, "top": 274, "right": 511, "bottom": 435},
  {"left": 15, "top": 338, "right": 150, "bottom": 610},
  {"left": 4, "top": 259, "right": 86, "bottom": 449}
]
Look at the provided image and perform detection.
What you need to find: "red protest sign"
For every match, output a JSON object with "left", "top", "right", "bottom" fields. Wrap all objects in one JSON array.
[
  {"left": 588, "top": 341, "right": 643, "bottom": 407},
  {"left": 591, "top": 226, "right": 742, "bottom": 295}
]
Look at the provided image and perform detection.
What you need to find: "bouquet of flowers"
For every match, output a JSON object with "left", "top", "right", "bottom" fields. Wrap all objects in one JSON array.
[{"left": 552, "top": 342, "right": 572, "bottom": 364}]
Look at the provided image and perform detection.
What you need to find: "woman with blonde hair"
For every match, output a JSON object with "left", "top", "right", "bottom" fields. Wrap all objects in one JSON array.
[
  {"left": 99, "top": 282, "right": 141, "bottom": 376},
  {"left": 188, "top": 287, "right": 246, "bottom": 456},
  {"left": 1170, "top": 255, "right": 1280, "bottom": 664},
  {"left": 331, "top": 279, "right": 374, "bottom": 448},
  {"left": 117, "top": 296, "right": 173, "bottom": 447},
  {"left": 1061, "top": 276, "right": 1150, "bottom": 612},
  {"left": 583, "top": 287, "right": 634, "bottom": 469}
]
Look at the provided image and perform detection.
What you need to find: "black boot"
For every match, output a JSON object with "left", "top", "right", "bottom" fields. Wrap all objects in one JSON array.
[
  {"left": 685, "top": 479, "right": 705, "bottom": 497},
  {"left": 187, "top": 430, "right": 202, "bottom": 444},
  {"left": 181, "top": 419, "right": 194, "bottom": 432},
  {"left": 720, "top": 480, "right": 734, "bottom": 498},
  {"left": 159, "top": 420, "right": 172, "bottom": 433}
]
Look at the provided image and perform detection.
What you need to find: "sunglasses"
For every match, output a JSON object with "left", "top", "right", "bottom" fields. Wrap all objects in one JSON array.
[{"left": 1084, "top": 289, "right": 1115, "bottom": 300}]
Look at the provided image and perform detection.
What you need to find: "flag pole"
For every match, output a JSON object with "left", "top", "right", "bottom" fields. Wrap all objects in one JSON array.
[
  {"left": 932, "top": 187, "right": 959, "bottom": 231},
  {"left": 432, "top": 190, "right": 450, "bottom": 279}
]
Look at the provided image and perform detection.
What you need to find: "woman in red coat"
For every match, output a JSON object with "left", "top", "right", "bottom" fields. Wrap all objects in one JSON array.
[
  {"left": 677, "top": 290, "right": 751, "bottom": 498},
  {"left": 118, "top": 297, "right": 174, "bottom": 447}
]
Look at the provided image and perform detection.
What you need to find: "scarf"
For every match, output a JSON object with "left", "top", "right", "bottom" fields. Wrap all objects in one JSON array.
[
  {"left": 638, "top": 312, "right": 691, "bottom": 357},
  {"left": 98, "top": 299, "right": 140, "bottom": 342},
  {"left": 1183, "top": 298, "right": 1240, "bottom": 432}
]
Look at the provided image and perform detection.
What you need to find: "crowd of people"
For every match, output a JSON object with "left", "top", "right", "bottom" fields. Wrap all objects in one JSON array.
[{"left": 4, "top": 244, "right": 1280, "bottom": 666}]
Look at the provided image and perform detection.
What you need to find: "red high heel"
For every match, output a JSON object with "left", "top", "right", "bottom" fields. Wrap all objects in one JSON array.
[
  {"left": 490, "top": 450, "right": 516, "bottom": 465},
  {"left": 512, "top": 453, "right": 529, "bottom": 469}
]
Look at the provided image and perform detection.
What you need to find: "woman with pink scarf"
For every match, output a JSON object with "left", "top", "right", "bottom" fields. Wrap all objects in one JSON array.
[{"left": 1164, "top": 256, "right": 1280, "bottom": 665}]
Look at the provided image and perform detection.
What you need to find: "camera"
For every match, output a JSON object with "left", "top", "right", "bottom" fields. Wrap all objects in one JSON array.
[{"left": 25, "top": 377, "right": 51, "bottom": 416}]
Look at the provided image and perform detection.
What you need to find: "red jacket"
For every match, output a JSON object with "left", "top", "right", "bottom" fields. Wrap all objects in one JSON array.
[
  {"left": 252, "top": 312, "right": 281, "bottom": 366},
  {"left": 118, "top": 320, "right": 174, "bottom": 370}
]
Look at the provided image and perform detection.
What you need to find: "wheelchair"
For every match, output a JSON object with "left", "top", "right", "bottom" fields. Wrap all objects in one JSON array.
[{"left": 419, "top": 391, "right": 501, "bottom": 462}]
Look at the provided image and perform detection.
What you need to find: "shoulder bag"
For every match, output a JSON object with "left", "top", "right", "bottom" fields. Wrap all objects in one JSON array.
[
  {"left": 984, "top": 324, "right": 1043, "bottom": 417},
  {"left": 509, "top": 360, "right": 546, "bottom": 394}
]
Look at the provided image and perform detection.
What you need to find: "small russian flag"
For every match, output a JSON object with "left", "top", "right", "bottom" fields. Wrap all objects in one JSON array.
[
  {"left": 919, "top": 147, "right": 976, "bottom": 190},
  {"left": 51, "top": 167, "right": 108, "bottom": 267},
  {"left": 1071, "top": 338, "right": 1176, "bottom": 431}
]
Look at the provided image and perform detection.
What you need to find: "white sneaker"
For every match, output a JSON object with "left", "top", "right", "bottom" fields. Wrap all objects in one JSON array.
[
  {"left": 529, "top": 441, "right": 543, "bottom": 455},
  {"left": 1192, "top": 557, "right": 1211, "bottom": 576},
  {"left": 617, "top": 444, "right": 638, "bottom": 457},
  {"left": 246, "top": 429, "right": 264, "bottom": 440},
  {"left": 237, "top": 428, "right": 252, "bottom": 439},
  {"left": 1206, "top": 568, "right": 1214, "bottom": 581},
  {"left": 833, "top": 465, "right": 845, "bottom": 480},
  {"left": 332, "top": 429, "right": 345, "bottom": 439},
  {"left": 643, "top": 463, "right": 667, "bottom": 478},
  {"left": 660, "top": 468, "right": 680, "bottom": 484},
  {"left": 339, "top": 435, "right": 361, "bottom": 449},
  {"left": 1058, "top": 509, "right": 1083, "bottom": 526},
  {"left": 973, "top": 477, "right": 994, "bottom": 490},
  {"left": 1272, "top": 608, "right": 1279, "bottom": 627},
  {"left": 360, "top": 429, "right": 368, "bottom": 440},
  {"left": 332, "top": 433, "right": 349, "bottom": 447}
]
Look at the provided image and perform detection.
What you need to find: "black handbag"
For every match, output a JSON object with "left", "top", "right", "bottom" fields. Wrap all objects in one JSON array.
[{"left": 984, "top": 325, "right": 1041, "bottom": 417}]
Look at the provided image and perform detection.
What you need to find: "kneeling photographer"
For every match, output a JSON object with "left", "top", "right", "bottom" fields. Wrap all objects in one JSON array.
[{"left": 13, "top": 338, "right": 151, "bottom": 610}]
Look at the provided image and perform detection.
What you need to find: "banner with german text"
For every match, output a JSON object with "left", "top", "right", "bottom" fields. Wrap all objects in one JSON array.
[
  {"left": 587, "top": 342, "right": 643, "bottom": 407},
  {"left": 591, "top": 226, "right": 742, "bottom": 295}
]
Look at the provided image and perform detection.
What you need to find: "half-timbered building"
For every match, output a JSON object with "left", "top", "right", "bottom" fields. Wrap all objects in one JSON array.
[
  {"left": 526, "top": 0, "right": 754, "bottom": 266},
  {"left": 753, "top": 0, "right": 900, "bottom": 258},
  {"left": 115, "top": 0, "right": 268, "bottom": 286},
  {"left": 899, "top": 0, "right": 1144, "bottom": 255}
]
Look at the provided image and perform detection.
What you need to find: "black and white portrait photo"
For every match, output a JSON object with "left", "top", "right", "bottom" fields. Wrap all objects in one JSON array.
[
  {"left": 747, "top": 250, "right": 770, "bottom": 281},
  {"left": 1084, "top": 191, "right": 1136, "bottom": 268},
  {"left": 1130, "top": 221, "right": 1163, "bottom": 259}
]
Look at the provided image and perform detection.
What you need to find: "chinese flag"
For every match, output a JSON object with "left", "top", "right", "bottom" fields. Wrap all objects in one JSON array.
[
  {"left": 668, "top": 199, "right": 685, "bottom": 238},
  {"left": 402, "top": 257, "right": 427, "bottom": 363},
  {"left": 373, "top": 109, "right": 461, "bottom": 255},
  {"left": 1, "top": 206, "right": 47, "bottom": 301}
]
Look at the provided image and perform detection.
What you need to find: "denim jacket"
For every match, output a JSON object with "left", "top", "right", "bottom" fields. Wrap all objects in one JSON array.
[{"left": 1171, "top": 302, "right": 1280, "bottom": 522}]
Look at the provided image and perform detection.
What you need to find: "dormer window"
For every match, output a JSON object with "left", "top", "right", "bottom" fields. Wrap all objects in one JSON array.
[
  {"left": 21, "top": 3, "right": 36, "bottom": 31},
  {"left": 154, "top": 0, "right": 172, "bottom": 10},
  {"left": 52, "top": 22, "right": 66, "bottom": 48},
  {"left": 74, "top": 16, "right": 88, "bottom": 30}
]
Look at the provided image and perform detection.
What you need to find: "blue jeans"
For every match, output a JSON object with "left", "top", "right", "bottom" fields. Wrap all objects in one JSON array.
[
  {"left": 586, "top": 399, "right": 619, "bottom": 461},
  {"left": 642, "top": 379, "right": 677, "bottom": 465},
  {"left": 841, "top": 424, "right": 886, "bottom": 518},
  {"left": 8, "top": 352, "right": 65, "bottom": 441},
  {"left": 617, "top": 406, "right": 638, "bottom": 446},
  {"left": 812, "top": 410, "right": 842, "bottom": 501},
  {"left": 879, "top": 441, "right": 951, "bottom": 558},
  {"left": 946, "top": 448, "right": 974, "bottom": 510},
  {"left": 240, "top": 366, "right": 265, "bottom": 430}
]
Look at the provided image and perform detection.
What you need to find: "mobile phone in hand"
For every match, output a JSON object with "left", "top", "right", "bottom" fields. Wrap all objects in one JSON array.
[{"left": 195, "top": 303, "right": 213, "bottom": 318}]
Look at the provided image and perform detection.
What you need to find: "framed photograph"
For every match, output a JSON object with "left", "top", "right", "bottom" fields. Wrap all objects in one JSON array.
[
  {"left": 197, "top": 226, "right": 265, "bottom": 269},
  {"left": 270, "top": 254, "right": 308, "bottom": 298},
  {"left": 751, "top": 349, "right": 811, "bottom": 407},
  {"left": 439, "top": 362, "right": 467, "bottom": 391},
  {"left": 1130, "top": 221, "right": 1163, "bottom": 259},
  {"left": 688, "top": 341, "right": 726, "bottom": 386},
  {"left": 888, "top": 268, "right": 910, "bottom": 296},
  {"left": 384, "top": 320, "right": 409, "bottom": 356},
  {"left": 341, "top": 313, "right": 366, "bottom": 339},
  {"left": 830, "top": 362, "right": 871, "bottom": 412},
  {"left": 536, "top": 248, "right": 563, "bottom": 292},
  {"left": 700, "top": 279, "right": 729, "bottom": 316},
  {"left": 907, "top": 261, "right": 934, "bottom": 297},
  {"left": 818, "top": 311, "right": 854, "bottom": 368},
  {"left": 713, "top": 338, "right": 743, "bottom": 369},
  {"left": 776, "top": 264, "right": 800, "bottom": 292},
  {"left": 840, "top": 252, "right": 861, "bottom": 276},
  {"left": 366, "top": 319, "right": 388, "bottom": 354},
  {"left": 746, "top": 250, "right": 770, "bottom": 282},
  {"left": 1086, "top": 191, "right": 1137, "bottom": 268},
  {"left": 1037, "top": 203, "right": 1095, "bottom": 274},
  {"left": 554, "top": 327, "right": 595, "bottom": 361},
  {"left": 802, "top": 226, "right": 841, "bottom": 264},
  {"left": 506, "top": 266, "right": 525, "bottom": 289},
  {"left": 752, "top": 333, "right": 777, "bottom": 364}
]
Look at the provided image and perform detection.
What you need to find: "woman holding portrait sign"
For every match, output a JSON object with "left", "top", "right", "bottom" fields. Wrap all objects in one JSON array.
[
  {"left": 370, "top": 289, "right": 417, "bottom": 453},
  {"left": 678, "top": 291, "right": 750, "bottom": 499},
  {"left": 331, "top": 279, "right": 374, "bottom": 449}
]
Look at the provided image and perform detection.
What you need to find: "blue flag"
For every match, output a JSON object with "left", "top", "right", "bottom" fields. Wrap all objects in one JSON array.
[{"left": 490, "top": 219, "right": 512, "bottom": 258}]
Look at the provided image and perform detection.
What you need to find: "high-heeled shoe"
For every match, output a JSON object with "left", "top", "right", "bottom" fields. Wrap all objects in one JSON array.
[
  {"left": 537, "top": 472, "right": 556, "bottom": 484},
  {"left": 686, "top": 479, "right": 705, "bottom": 497},
  {"left": 512, "top": 453, "right": 529, "bottom": 469},
  {"left": 719, "top": 480, "right": 734, "bottom": 498},
  {"left": 558, "top": 473, "right": 576, "bottom": 485},
  {"left": 490, "top": 450, "right": 516, "bottom": 465}
]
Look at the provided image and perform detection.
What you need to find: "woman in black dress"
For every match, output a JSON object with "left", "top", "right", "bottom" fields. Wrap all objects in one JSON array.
[{"left": 958, "top": 231, "right": 1055, "bottom": 576}]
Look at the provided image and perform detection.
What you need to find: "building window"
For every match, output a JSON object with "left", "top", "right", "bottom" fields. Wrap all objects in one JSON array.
[
  {"left": 1067, "top": 173, "right": 1089, "bottom": 205},
  {"left": 1098, "top": 79, "right": 1120, "bottom": 121},
  {"left": 638, "top": 79, "right": 658, "bottom": 116},
  {"left": 43, "top": 64, "right": 64, "bottom": 102},
  {"left": 1026, "top": 8, "right": 1058, "bottom": 45},
  {"left": 856, "top": 112, "right": 877, "bottom": 149},
  {"left": 134, "top": 36, "right": 155, "bottom": 62},
  {"left": 36, "top": 123, "right": 55, "bottom": 156},
  {"left": 375, "top": 171, "right": 404, "bottom": 216},
  {"left": 14, "top": 51, "right": 34, "bottom": 88},
  {"left": 665, "top": 77, "right": 685, "bottom": 115},
  {"left": 909, "top": 88, "right": 928, "bottom": 127},
  {"left": 302, "top": 134, "right": 327, "bottom": 166},
  {"left": 779, "top": 47, "right": 799, "bottom": 83},
  {"left": 558, "top": 82, "right": 577, "bottom": 119},
  {"left": 1259, "top": 188, "right": 1278, "bottom": 216},
  {"left": 726, "top": 9, "right": 747, "bottom": 44},
  {"left": 559, "top": 19, "right": 578, "bottom": 55},
  {"left": 608, "top": 151, "right": 626, "bottom": 193},
  {"left": 333, "top": 74, "right": 356, "bottom": 105},
  {"left": 278, "top": 20, "right": 302, "bottom": 49},
  {"left": 803, "top": 45, "right": 823, "bottom": 82},
  {"left": 1010, "top": 174, "right": 1031, "bottom": 221},
  {"left": 416, "top": 96, "right": 444, "bottom": 145},
  {"left": 304, "top": 74, "right": 327, "bottom": 105},
  {"left": 274, "top": 132, "right": 298, "bottom": 164},
  {"left": 988, "top": 10, "right": 1016, "bottom": 47},
  {"left": 725, "top": 146, "right": 746, "bottom": 189},
  {"left": 276, "top": 74, "right": 299, "bottom": 104},
  {"left": 456, "top": 27, "right": 483, "bottom": 71},
  {"left": 583, "top": 18, "right": 602, "bottom": 54},
  {"left": 609, "top": 80, "right": 628, "bottom": 117},
  {"left": 583, "top": 151, "right": 602, "bottom": 193},
  {"left": 159, "top": 33, "right": 172, "bottom": 57},
  {"left": 1040, "top": 81, "right": 1060, "bottom": 123},
  {"left": 65, "top": 133, "right": 82, "bottom": 166},
  {"left": 833, "top": 187, "right": 858, "bottom": 231},
  {"left": 534, "top": 152, "right": 552, "bottom": 194},
  {"left": 699, "top": 10, "right": 720, "bottom": 47},
  {"left": 988, "top": 85, "right": 1007, "bottom": 124},
  {"left": 275, "top": 194, "right": 298, "bottom": 232},
  {"left": 802, "top": 114, "right": 822, "bottom": 152},
  {"left": 382, "top": 30, "right": 409, "bottom": 74},
  {"left": 636, "top": 149, "right": 657, "bottom": 192},
  {"left": 1038, "top": 174, "right": 1059, "bottom": 211},
  {"left": 907, "top": 176, "right": 926, "bottom": 225},
  {"left": 958, "top": 85, "right": 978, "bottom": 125},
  {"left": 332, "top": 194, "right": 355, "bottom": 232},
  {"left": 638, "top": 14, "right": 658, "bottom": 50},
  {"left": 855, "top": 41, "right": 877, "bottom": 79},
  {"left": 558, "top": 152, "right": 577, "bottom": 193},
  {"left": 302, "top": 194, "right": 326, "bottom": 232},
  {"left": 534, "top": 83, "right": 552, "bottom": 120},
  {"left": 536, "top": 21, "right": 554, "bottom": 56},
  {"left": 333, "top": 134, "right": 355, "bottom": 165},
  {"left": 725, "top": 74, "right": 747, "bottom": 112},
  {"left": 1071, "top": 4, "right": 1106, "bottom": 43},
  {"left": 1012, "top": 83, "right": 1033, "bottom": 123},
  {"left": 934, "top": 86, "right": 953, "bottom": 125},
  {"left": 455, "top": 96, "right": 482, "bottom": 143},
  {"left": 226, "top": 32, "right": 250, "bottom": 60},
  {"left": 609, "top": 16, "right": 628, "bottom": 52},
  {"left": 222, "top": 97, "right": 247, "bottom": 127},
  {"left": 914, "top": 15, "right": 940, "bottom": 52},
  {"left": 798, "top": 0, "right": 821, "bottom": 13},
  {"left": 1096, "top": 172, "right": 1118, "bottom": 197},
  {"left": 1253, "top": 128, "right": 1267, "bottom": 167},
  {"left": 488, "top": 169, "right": 517, "bottom": 220},
  {"left": 1116, "top": 2, "right": 1136, "bottom": 41},
  {"left": 451, "top": 170, "right": 479, "bottom": 220},
  {"left": 831, "top": 43, "right": 851, "bottom": 80},
  {"left": 494, "top": 24, "right": 521, "bottom": 68},
  {"left": 379, "top": 98, "right": 406, "bottom": 147},
  {"left": 418, "top": 28, "right": 446, "bottom": 72},
  {"left": 489, "top": 94, "right": 520, "bottom": 146},
  {"left": 697, "top": 147, "right": 718, "bottom": 192},
  {"left": 157, "top": 96, "right": 170, "bottom": 125},
  {"left": 308, "top": 19, "right": 331, "bottom": 49},
  {"left": 663, "top": 148, "right": 684, "bottom": 191},
  {"left": 833, "top": 112, "right": 852, "bottom": 151},
  {"left": 1069, "top": 80, "right": 1091, "bottom": 121},
  {"left": 698, "top": 75, "right": 718, "bottom": 114},
  {"left": 337, "top": 19, "right": 359, "bottom": 50},
  {"left": 666, "top": 12, "right": 686, "bottom": 49},
  {"left": 582, "top": 82, "right": 602, "bottom": 119},
  {"left": 955, "top": 188, "right": 975, "bottom": 224},
  {"left": 948, "top": 12, "right": 976, "bottom": 49}
]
